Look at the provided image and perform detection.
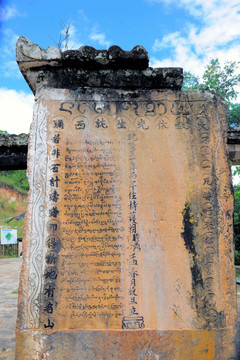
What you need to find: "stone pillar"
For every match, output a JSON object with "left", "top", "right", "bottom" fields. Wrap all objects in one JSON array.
[{"left": 16, "top": 37, "right": 237, "bottom": 359}]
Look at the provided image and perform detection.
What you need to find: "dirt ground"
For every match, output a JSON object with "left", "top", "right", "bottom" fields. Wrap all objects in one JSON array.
[
  {"left": 0, "top": 258, "right": 240, "bottom": 360},
  {"left": 0, "top": 258, "right": 21, "bottom": 360}
]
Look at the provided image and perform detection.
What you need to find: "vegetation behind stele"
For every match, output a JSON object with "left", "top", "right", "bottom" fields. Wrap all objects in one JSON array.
[
  {"left": 0, "top": 170, "right": 29, "bottom": 194},
  {"left": 182, "top": 58, "right": 240, "bottom": 126},
  {"left": 0, "top": 170, "right": 29, "bottom": 256}
]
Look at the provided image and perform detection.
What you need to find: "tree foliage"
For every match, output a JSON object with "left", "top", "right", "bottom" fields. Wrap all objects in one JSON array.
[
  {"left": 182, "top": 59, "right": 240, "bottom": 125},
  {"left": 182, "top": 71, "right": 200, "bottom": 90}
]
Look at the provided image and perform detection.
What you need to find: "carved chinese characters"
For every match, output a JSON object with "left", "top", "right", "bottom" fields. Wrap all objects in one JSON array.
[{"left": 16, "top": 89, "right": 237, "bottom": 359}]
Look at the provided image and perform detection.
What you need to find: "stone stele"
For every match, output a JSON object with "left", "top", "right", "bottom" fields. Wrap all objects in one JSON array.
[{"left": 15, "top": 36, "right": 237, "bottom": 359}]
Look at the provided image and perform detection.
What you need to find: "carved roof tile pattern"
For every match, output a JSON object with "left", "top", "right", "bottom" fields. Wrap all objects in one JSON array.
[{"left": 16, "top": 36, "right": 183, "bottom": 94}]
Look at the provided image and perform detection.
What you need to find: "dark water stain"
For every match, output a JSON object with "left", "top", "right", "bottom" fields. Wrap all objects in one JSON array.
[
  {"left": 181, "top": 201, "right": 226, "bottom": 329},
  {"left": 181, "top": 202, "right": 203, "bottom": 289}
]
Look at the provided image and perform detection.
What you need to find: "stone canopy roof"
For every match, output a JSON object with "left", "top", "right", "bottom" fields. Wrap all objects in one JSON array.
[{"left": 16, "top": 36, "right": 183, "bottom": 94}]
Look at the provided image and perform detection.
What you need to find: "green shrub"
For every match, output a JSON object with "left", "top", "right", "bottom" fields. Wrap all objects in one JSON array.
[
  {"left": 235, "top": 250, "right": 240, "bottom": 266},
  {"left": 0, "top": 170, "right": 29, "bottom": 194}
]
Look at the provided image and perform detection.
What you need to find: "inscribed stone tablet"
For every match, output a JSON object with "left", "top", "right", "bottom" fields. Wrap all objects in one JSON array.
[{"left": 16, "top": 88, "right": 237, "bottom": 359}]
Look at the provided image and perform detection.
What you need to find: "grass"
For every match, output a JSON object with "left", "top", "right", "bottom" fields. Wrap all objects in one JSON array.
[
  {"left": 0, "top": 255, "right": 18, "bottom": 259},
  {"left": 0, "top": 170, "right": 29, "bottom": 194},
  {"left": 236, "top": 267, "right": 240, "bottom": 278},
  {"left": 0, "top": 174, "right": 27, "bottom": 257},
  {"left": 0, "top": 196, "right": 26, "bottom": 239}
]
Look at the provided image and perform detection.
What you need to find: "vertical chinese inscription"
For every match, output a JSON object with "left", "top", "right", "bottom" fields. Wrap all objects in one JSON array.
[
  {"left": 122, "top": 132, "right": 144, "bottom": 330},
  {"left": 41, "top": 116, "right": 64, "bottom": 330}
]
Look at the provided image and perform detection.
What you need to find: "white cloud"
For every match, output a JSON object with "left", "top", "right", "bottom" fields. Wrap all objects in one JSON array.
[
  {"left": 0, "top": 29, "right": 21, "bottom": 79},
  {"left": 57, "top": 12, "right": 111, "bottom": 50},
  {"left": 1, "top": 60, "right": 22, "bottom": 79},
  {"left": 147, "top": 0, "right": 239, "bottom": 18},
  {"left": 152, "top": 32, "right": 181, "bottom": 52},
  {"left": 0, "top": 89, "right": 34, "bottom": 134},
  {"left": 0, "top": 29, "right": 19, "bottom": 58},
  {"left": 0, "top": 4, "right": 19, "bottom": 21},
  {"left": 60, "top": 23, "right": 83, "bottom": 50},
  {"left": 90, "top": 31, "right": 111, "bottom": 48},
  {"left": 150, "top": 0, "right": 240, "bottom": 80},
  {"left": 77, "top": 9, "right": 90, "bottom": 23},
  {"left": 232, "top": 167, "right": 240, "bottom": 185}
]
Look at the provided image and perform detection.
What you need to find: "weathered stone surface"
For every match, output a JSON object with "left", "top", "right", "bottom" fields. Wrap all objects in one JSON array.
[
  {"left": 16, "top": 37, "right": 148, "bottom": 68},
  {"left": 16, "top": 36, "right": 183, "bottom": 94},
  {"left": 0, "top": 133, "right": 29, "bottom": 170},
  {"left": 62, "top": 45, "right": 149, "bottom": 69},
  {"left": 16, "top": 36, "right": 61, "bottom": 61},
  {"left": 16, "top": 328, "right": 237, "bottom": 359},
  {"left": 16, "top": 85, "right": 237, "bottom": 359}
]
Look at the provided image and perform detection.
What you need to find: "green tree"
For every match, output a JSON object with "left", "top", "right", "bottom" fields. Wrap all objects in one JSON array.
[
  {"left": 182, "top": 71, "right": 200, "bottom": 90},
  {"left": 182, "top": 59, "right": 240, "bottom": 125}
]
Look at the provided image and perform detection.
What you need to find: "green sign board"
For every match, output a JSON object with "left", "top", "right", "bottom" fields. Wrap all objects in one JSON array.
[{"left": 1, "top": 229, "right": 17, "bottom": 245}]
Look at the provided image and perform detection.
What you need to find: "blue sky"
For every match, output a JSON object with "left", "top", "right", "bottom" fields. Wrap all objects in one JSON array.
[{"left": 0, "top": 0, "right": 240, "bottom": 134}]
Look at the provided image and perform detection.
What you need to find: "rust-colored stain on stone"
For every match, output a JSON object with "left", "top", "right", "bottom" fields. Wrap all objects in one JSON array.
[{"left": 15, "top": 38, "right": 237, "bottom": 359}]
